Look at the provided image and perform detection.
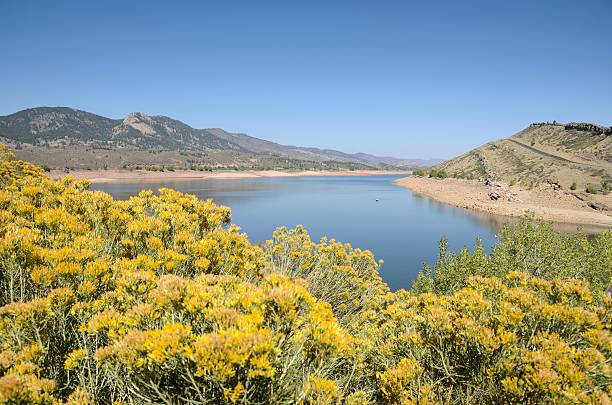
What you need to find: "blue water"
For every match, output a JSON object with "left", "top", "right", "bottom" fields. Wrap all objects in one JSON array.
[{"left": 93, "top": 174, "right": 508, "bottom": 290}]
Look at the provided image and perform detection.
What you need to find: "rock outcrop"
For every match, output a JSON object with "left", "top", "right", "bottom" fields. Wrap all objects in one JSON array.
[
  {"left": 530, "top": 121, "right": 611, "bottom": 135},
  {"left": 564, "top": 122, "right": 612, "bottom": 135},
  {"left": 474, "top": 151, "right": 520, "bottom": 202},
  {"left": 120, "top": 113, "right": 157, "bottom": 135},
  {"left": 474, "top": 151, "right": 497, "bottom": 182},
  {"left": 485, "top": 180, "right": 520, "bottom": 202},
  {"left": 530, "top": 122, "right": 564, "bottom": 128},
  {"left": 547, "top": 181, "right": 562, "bottom": 191}
]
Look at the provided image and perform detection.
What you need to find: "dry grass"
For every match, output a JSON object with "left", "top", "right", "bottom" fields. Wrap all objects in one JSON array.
[{"left": 436, "top": 124, "right": 611, "bottom": 190}]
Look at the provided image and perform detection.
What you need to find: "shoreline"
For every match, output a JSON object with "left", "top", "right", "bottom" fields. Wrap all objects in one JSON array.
[
  {"left": 49, "top": 169, "right": 410, "bottom": 183},
  {"left": 395, "top": 176, "right": 612, "bottom": 229},
  {"left": 49, "top": 168, "right": 611, "bottom": 229}
]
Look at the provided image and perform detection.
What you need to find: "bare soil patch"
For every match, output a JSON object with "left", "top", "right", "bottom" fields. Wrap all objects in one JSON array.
[
  {"left": 395, "top": 176, "right": 612, "bottom": 228},
  {"left": 50, "top": 169, "right": 409, "bottom": 183}
]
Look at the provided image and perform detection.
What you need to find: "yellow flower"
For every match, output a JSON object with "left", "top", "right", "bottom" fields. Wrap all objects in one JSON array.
[
  {"left": 302, "top": 376, "right": 340, "bottom": 405},
  {"left": 377, "top": 358, "right": 421, "bottom": 403},
  {"left": 64, "top": 348, "right": 88, "bottom": 370}
]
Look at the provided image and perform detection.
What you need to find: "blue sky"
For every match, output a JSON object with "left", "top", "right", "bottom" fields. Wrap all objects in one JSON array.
[{"left": 1, "top": 0, "right": 611, "bottom": 158}]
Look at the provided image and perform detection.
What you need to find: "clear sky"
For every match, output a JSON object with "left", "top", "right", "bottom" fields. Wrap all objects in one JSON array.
[{"left": 1, "top": 0, "right": 611, "bottom": 158}]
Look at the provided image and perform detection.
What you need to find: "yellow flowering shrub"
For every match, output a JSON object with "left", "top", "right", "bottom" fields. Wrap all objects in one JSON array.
[
  {"left": 377, "top": 358, "right": 425, "bottom": 403},
  {"left": 364, "top": 272, "right": 611, "bottom": 403},
  {"left": 302, "top": 376, "right": 341, "bottom": 404},
  {"left": 78, "top": 274, "right": 354, "bottom": 403},
  {"left": 0, "top": 145, "right": 609, "bottom": 404},
  {"left": 265, "top": 226, "right": 388, "bottom": 326}
]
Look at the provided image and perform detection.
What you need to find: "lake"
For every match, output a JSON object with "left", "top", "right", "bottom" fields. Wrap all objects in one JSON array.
[{"left": 92, "top": 174, "right": 524, "bottom": 290}]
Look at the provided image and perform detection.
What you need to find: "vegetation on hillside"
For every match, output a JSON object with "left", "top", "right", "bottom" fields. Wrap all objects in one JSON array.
[
  {"left": 430, "top": 123, "right": 611, "bottom": 189},
  {"left": 0, "top": 145, "right": 610, "bottom": 404},
  {"left": 412, "top": 168, "right": 448, "bottom": 179},
  {"left": 1, "top": 107, "right": 418, "bottom": 171}
]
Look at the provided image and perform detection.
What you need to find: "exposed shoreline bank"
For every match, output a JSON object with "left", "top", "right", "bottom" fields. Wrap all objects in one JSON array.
[
  {"left": 49, "top": 169, "right": 409, "bottom": 183},
  {"left": 395, "top": 176, "right": 612, "bottom": 229}
]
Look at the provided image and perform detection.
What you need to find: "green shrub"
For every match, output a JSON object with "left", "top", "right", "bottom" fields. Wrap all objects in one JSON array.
[
  {"left": 427, "top": 168, "right": 448, "bottom": 179},
  {"left": 570, "top": 181, "right": 577, "bottom": 190},
  {"left": 412, "top": 217, "right": 611, "bottom": 299},
  {"left": 586, "top": 184, "right": 599, "bottom": 194}
]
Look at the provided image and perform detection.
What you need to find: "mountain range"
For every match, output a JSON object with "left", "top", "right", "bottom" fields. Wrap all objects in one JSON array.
[{"left": 0, "top": 107, "right": 438, "bottom": 171}]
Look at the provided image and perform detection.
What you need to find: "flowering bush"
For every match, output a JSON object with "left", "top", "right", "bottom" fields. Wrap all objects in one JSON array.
[
  {"left": 0, "top": 144, "right": 609, "bottom": 404},
  {"left": 366, "top": 272, "right": 611, "bottom": 403}
]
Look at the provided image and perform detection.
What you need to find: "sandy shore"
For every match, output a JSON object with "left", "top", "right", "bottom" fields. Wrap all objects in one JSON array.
[
  {"left": 395, "top": 176, "right": 612, "bottom": 228},
  {"left": 50, "top": 169, "right": 409, "bottom": 183}
]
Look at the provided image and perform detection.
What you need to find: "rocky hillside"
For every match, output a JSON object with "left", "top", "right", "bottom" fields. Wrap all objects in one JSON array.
[
  {"left": 433, "top": 122, "right": 612, "bottom": 192},
  {"left": 0, "top": 107, "right": 425, "bottom": 170}
]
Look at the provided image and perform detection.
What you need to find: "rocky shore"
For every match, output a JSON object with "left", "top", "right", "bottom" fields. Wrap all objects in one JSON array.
[{"left": 395, "top": 176, "right": 612, "bottom": 228}]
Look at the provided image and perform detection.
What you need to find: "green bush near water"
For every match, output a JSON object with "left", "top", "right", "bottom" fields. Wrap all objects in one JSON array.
[
  {"left": 412, "top": 218, "right": 611, "bottom": 297},
  {"left": 428, "top": 168, "right": 448, "bottom": 178},
  {"left": 411, "top": 168, "right": 449, "bottom": 179}
]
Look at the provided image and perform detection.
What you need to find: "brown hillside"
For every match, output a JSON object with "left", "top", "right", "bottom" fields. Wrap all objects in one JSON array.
[{"left": 435, "top": 122, "right": 611, "bottom": 191}]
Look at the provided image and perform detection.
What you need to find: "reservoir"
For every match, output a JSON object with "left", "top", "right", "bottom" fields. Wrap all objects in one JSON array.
[{"left": 92, "top": 174, "right": 578, "bottom": 290}]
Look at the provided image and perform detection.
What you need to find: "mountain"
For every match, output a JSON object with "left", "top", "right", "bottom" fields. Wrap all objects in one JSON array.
[
  {"left": 431, "top": 122, "right": 611, "bottom": 191},
  {"left": 0, "top": 107, "right": 242, "bottom": 151},
  {"left": 0, "top": 107, "right": 429, "bottom": 171},
  {"left": 207, "top": 127, "right": 442, "bottom": 167}
]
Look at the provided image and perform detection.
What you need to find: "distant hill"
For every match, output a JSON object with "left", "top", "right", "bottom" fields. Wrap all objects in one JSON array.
[
  {"left": 0, "top": 107, "right": 432, "bottom": 171},
  {"left": 205, "top": 128, "right": 438, "bottom": 167},
  {"left": 431, "top": 122, "right": 611, "bottom": 191}
]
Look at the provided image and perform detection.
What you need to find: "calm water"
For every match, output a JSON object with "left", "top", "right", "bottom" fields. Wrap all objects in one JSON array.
[{"left": 92, "top": 175, "right": 519, "bottom": 290}]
